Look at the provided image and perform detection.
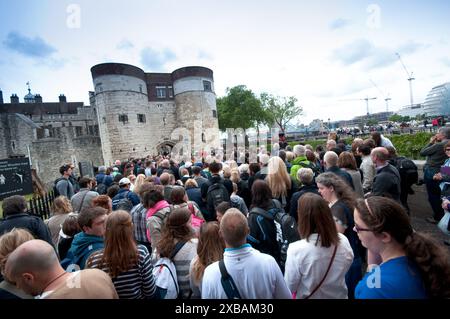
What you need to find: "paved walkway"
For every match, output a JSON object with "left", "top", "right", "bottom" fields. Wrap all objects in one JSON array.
[{"left": 409, "top": 163, "right": 449, "bottom": 253}]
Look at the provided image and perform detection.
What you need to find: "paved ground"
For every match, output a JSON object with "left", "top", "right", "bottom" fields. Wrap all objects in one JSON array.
[{"left": 408, "top": 163, "right": 450, "bottom": 254}]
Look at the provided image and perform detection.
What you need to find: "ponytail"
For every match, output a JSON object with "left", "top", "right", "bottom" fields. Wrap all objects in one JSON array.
[{"left": 404, "top": 232, "right": 450, "bottom": 298}]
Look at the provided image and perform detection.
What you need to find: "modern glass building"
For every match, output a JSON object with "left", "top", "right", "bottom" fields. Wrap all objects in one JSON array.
[{"left": 422, "top": 82, "right": 450, "bottom": 116}]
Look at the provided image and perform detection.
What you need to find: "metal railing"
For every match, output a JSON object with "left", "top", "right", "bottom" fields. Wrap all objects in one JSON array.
[{"left": 27, "top": 191, "right": 55, "bottom": 220}]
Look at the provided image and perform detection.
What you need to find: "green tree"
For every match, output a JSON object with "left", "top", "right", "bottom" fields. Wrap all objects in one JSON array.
[
  {"left": 366, "top": 118, "right": 379, "bottom": 126},
  {"left": 217, "top": 85, "right": 269, "bottom": 130},
  {"left": 389, "top": 114, "right": 403, "bottom": 122},
  {"left": 260, "top": 93, "right": 303, "bottom": 133}
]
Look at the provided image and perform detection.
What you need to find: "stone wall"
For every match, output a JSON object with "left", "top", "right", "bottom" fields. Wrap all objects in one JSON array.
[{"left": 31, "top": 130, "right": 103, "bottom": 189}]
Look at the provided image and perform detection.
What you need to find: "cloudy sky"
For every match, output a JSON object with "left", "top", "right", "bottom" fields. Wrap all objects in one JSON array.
[{"left": 0, "top": 0, "right": 449, "bottom": 125}]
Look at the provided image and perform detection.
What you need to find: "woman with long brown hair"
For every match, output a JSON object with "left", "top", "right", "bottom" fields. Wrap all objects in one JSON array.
[
  {"left": 354, "top": 196, "right": 450, "bottom": 298},
  {"left": 157, "top": 207, "right": 198, "bottom": 299},
  {"left": 189, "top": 221, "right": 225, "bottom": 298},
  {"left": 315, "top": 172, "right": 363, "bottom": 298},
  {"left": 284, "top": 193, "right": 354, "bottom": 299},
  {"left": 87, "top": 210, "right": 156, "bottom": 299}
]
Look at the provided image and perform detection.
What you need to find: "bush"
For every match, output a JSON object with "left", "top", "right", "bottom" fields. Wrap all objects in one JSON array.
[{"left": 287, "top": 132, "right": 433, "bottom": 160}]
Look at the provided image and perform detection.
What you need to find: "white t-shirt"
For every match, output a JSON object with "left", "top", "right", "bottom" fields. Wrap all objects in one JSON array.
[{"left": 284, "top": 233, "right": 354, "bottom": 299}]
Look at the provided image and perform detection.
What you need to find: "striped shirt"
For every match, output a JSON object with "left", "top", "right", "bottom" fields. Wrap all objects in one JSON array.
[
  {"left": 131, "top": 203, "right": 150, "bottom": 244},
  {"left": 172, "top": 239, "right": 198, "bottom": 299},
  {"left": 87, "top": 245, "right": 156, "bottom": 299}
]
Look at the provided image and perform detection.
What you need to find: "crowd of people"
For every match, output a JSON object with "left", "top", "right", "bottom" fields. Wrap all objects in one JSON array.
[{"left": 0, "top": 129, "right": 450, "bottom": 299}]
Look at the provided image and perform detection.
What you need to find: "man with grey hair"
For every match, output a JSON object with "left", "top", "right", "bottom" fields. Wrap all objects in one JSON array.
[
  {"left": 326, "top": 139, "right": 337, "bottom": 151},
  {"left": 289, "top": 168, "right": 320, "bottom": 221},
  {"left": 420, "top": 127, "right": 450, "bottom": 223},
  {"left": 201, "top": 209, "right": 291, "bottom": 299},
  {"left": 5, "top": 239, "right": 118, "bottom": 298},
  {"left": 323, "top": 151, "right": 354, "bottom": 189},
  {"left": 290, "top": 144, "right": 314, "bottom": 183},
  {"left": 369, "top": 147, "right": 401, "bottom": 202}
]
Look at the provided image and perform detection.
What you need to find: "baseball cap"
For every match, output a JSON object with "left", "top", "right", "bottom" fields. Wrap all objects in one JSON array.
[{"left": 119, "top": 177, "right": 131, "bottom": 186}]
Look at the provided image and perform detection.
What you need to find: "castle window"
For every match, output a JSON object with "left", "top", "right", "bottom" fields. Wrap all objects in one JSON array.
[
  {"left": 102, "top": 116, "right": 106, "bottom": 123},
  {"left": 212, "top": 110, "right": 217, "bottom": 118},
  {"left": 168, "top": 86, "right": 174, "bottom": 98},
  {"left": 75, "top": 126, "right": 83, "bottom": 137},
  {"left": 119, "top": 114, "right": 128, "bottom": 124},
  {"left": 203, "top": 80, "right": 212, "bottom": 92},
  {"left": 137, "top": 114, "right": 146, "bottom": 123},
  {"left": 156, "top": 86, "right": 166, "bottom": 98},
  {"left": 157, "top": 104, "right": 163, "bottom": 108},
  {"left": 139, "top": 84, "right": 143, "bottom": 93}
]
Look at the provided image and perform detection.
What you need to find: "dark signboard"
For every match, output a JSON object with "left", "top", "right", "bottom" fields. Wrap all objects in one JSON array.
[
  {"left": 78, "top": 161, "right": 94, "bottom": 178},
  {"left": 0, "top": 158, "right": 33, "bottom": 200}
]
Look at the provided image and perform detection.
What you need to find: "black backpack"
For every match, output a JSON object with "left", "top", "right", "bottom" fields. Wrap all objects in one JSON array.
[
  {"left": 249, "top": 199, "right": 300, "bottom": 272},
  {"left": 53, "top": 177, "right": 68, "bottom": 197},
  {"left": 395, "top": 157, "right": 418, "bottom": 186},
  {"left": 95, "top": 175, "right": 108, "bottom": 195},
  {"left": 206, "top": 182, "right": 230, "bottom": 213},
  {"left": 112, "top": 191, "right": 134, "bottom": 212},
  {"left": 298, "top": 161, "right": 321, "bottom": 177}
]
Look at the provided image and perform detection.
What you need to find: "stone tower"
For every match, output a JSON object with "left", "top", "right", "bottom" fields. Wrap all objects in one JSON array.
[
  {"left": 172, "top": 66, "right": 220, "bottom": 161},
  {"left": 91, "top": 63, "right": 220, "bottom": 165}
]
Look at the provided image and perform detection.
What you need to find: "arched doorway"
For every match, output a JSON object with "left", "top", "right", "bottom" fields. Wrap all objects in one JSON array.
[{"left": 156, "top": 141, "right": 175, "bottom": 156}]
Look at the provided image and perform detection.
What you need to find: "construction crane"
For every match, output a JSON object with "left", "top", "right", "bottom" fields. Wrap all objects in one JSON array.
[
  {"left": 339, "top": 96, "right": 377, "bottom": 116},
  {"left": 396, "top": 52, "right": 415, "bottom": 108},
  {"left": 369, "top": 79, "right": 392, "bottom": 112}
]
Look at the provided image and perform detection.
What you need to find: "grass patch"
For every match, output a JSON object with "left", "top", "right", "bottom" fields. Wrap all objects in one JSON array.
[{"left": 287, "top": 132, "right": 433, "bottom": 160}]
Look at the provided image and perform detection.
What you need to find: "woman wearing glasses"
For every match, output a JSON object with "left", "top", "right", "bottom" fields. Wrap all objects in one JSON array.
[{"left": 354, "top": 196, "right": 450, "bottom": 298}]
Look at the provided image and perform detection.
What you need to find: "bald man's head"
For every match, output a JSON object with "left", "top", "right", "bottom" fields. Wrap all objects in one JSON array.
[
  {"left": 219, "top": 208, "right": 249, "bottom": 248},
  {"left": 371, "top": 147, "right": 389, "bottom": 165},
  {"left": 5, "top": 240, "right": 60, "bottom": 295}
]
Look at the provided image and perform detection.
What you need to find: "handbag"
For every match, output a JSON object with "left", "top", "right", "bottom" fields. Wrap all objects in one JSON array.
[{"left": 304, "top": 244, "right": 338, "bottom": 299}]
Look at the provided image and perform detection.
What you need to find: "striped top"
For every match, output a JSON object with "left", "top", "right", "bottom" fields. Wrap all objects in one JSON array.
[
  {"left": 87, "top": 245, "right": 156, "bottom": 299},
  {"left": 172, "top": 239, "right": 198, "bottom": 299}
]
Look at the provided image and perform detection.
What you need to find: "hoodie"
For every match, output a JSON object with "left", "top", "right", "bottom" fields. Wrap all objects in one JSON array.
[{"left": 62, "top": 232, "right": 104, "bottom": 270}]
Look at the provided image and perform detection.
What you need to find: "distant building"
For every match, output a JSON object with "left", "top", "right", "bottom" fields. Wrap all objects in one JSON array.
[
  {"left": 422, "top": 82, "right": 450, "bottom": 117},
  {"left": 397, "top": 104, "right": 425, "bottom": 118}
]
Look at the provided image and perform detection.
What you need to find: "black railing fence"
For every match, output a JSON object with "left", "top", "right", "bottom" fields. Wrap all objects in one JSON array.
[{"left": 27, "top": 191, "right": 55, "bottom": 220}]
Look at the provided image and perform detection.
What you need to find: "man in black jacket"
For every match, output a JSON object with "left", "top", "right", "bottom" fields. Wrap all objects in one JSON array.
[
  {"left": 369, "top": 147, "right": 401, "bottom": 202},
  {"left": 0, "top": 195, "right": 53, "bottom": 246},
  {"left": 201, "top": 161, "right": 232, "bottom": 221}
]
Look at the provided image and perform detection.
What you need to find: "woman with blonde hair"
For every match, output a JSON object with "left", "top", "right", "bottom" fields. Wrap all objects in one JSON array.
[
  {"left": 87, "top": 210, "right": 156, "bottom": 299},
  {"left": 265, "top": 156, "right": 296, "bottom": 213},
  {"left": 45, "top": 196, "right": 73, "bottom": 247},
  {"left": 133, "top": 174, "right": 147, "bottom": 195},
  {"left": 0, "top": 228, "right": 34, "bottom": 299},
  {"left": 189, "top": 222, "right": 225, "bottom": 298}
]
